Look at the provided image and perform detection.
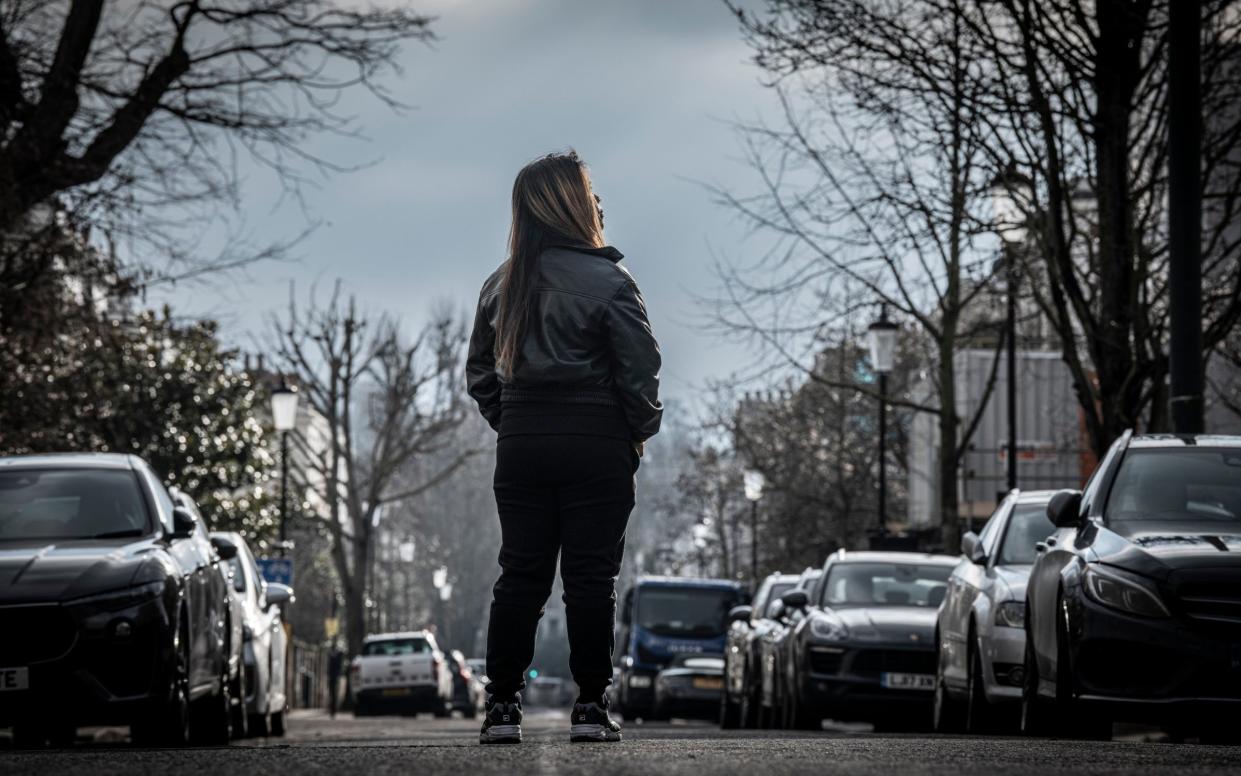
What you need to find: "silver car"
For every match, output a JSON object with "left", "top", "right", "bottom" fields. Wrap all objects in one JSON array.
[
  {"left": 209, "top": 532, "right": 292, "bottom": 737},
  {"left": 933, "top": 489, "right": 1055, "bottom": 733}
]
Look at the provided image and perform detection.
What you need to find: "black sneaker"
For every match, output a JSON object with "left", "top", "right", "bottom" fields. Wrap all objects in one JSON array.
[
  {"left": 569, "top": 698, "right": 622, "bottom": 743},
  {"left": 479, "top": 697, "right": 523, "bottom": 745}
]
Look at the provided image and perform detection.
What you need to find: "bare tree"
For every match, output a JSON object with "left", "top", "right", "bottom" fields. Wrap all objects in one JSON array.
[
  {"left": 966, "top": 0, "right": 1241, "bottom": 453},
  {"left": 715, "top": 0, "right": 1005, "bottom": 550},
  {"left": 270, "top": 285, "right": 471, "bottom": 656},
  {"left": 0, "top": 1, "right": 434, "bottom": 285}
]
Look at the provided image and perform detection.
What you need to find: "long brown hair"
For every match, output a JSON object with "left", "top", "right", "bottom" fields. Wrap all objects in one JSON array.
[{"left": 495, "top": 150, "right": 605, "bottom": 379}]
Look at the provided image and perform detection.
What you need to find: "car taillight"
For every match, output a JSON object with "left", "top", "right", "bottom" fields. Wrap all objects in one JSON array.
[{"left": 351, "top": 663, "right": 360, "bottom": 676}]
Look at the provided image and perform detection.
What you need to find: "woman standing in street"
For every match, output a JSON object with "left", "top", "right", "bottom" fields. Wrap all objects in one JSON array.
[{"left": 466, "top": 150, "right": 662, "bottom": 744}]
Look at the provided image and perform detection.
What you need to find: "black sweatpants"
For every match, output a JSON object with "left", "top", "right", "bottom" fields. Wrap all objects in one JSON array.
[{"left": 484, "top": 432, "right": 637, "bottom": 702}]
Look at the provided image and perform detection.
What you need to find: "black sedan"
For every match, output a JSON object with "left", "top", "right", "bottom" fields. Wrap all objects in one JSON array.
[
  {"left": 0, "top": 453, "right": 236, "bottom": 747},
  {"left": 1023, "top": 433, "right": 1241, "bottom": 743},
  {"left": 780, "top": 551, "right": 956, "bottom": 731}
]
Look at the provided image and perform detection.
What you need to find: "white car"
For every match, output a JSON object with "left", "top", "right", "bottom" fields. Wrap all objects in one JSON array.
[
  {"left": 351, "top": 631, "right": 453, "bottom": 717},
  {"left": 933, "top": 489, "right": 1056, "bottom": 733},
  {"left": 209, "top": 532, "right": 292, "bottom": 737}
]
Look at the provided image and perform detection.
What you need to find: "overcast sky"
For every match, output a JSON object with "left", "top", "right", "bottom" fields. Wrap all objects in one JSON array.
[{"left": 157, "top": 0, "right": 777, "bottom": 407}]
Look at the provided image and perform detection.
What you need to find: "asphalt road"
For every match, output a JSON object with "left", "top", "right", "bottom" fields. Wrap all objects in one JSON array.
[{"left": 3, "top": 709, "right": 1241, "bottom": 776}]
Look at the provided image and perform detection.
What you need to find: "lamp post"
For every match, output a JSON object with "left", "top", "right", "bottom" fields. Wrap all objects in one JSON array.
[
  {"left": 743, "top": 469, "right": 765, "bottom": 589},
  {"left": 990, "top": 165, "right": 1033, "bottom": 494},
  {"left": 432, "top": 566, "right": 451, "bottom": 644},
  {"left": 270, "top": 381, "right": 299, "bottom": 555},
  {"left": 867, "top": 310, "right": 898, "bottom": 536}
]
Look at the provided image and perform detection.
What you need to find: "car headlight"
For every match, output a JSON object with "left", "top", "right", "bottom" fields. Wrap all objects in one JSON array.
[
  {"left": 994, "top": 600, "right": 1025, "bottom": 628},
  {"left": 808, "top": 614, "right": 848, "bottom": 641},
  {"left": 66, "top": 580, "right": 166, "bottom": 611},
  {"left": 1083, "top": 566, "right": 1169, "bottom": 618},
  {"left": 628, "top": 674, "right": 652, "bottom": 688}
]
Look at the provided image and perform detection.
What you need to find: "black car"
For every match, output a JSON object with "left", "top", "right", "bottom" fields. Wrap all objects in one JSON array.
[
  {"left": 0, "top": 453, "right": 236, "bottom": 747},
  {"left": 1023, "top": 433, "right": 1241, "bottom": 742},
  {"left": 780, "top": 551, "right": 956, "bottom": 731},
  {"left": 653, "top": 654, "right": 725, "bottom": 721},
  {"left": 720, "top": 572, "right": 800, "bottom": 728}
]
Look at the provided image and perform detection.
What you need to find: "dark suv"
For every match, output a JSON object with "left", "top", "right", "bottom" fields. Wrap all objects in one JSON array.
[
  {"left": 0, "top": 453, "right": 236, "bottom": 747},
  {"left": 1023, "top": 433, "right": 1241, "bottom": 742}
]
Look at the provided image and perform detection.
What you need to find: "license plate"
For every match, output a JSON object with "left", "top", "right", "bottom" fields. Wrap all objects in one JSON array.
[
  {"left": 382, "top": 687, "right": 411, "bottom": 697},
  {"left": 880, "top": 672, "right": 934, "bottom": 691},
  {"left": 0, "top": 667, "right": 29, "bottom": 691},
  {"left": 692, "top": 677, "right": 723, "bottom": 690}
]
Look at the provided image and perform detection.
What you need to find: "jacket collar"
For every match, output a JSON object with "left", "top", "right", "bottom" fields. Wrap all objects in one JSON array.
[{"left": 550, "top": 243, "right": 624, "bottom": 263}]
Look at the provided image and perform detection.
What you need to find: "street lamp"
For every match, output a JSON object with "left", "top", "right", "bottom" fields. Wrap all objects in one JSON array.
[
  {"left": 867, "top": 309, "right": 898, "bottom": 536},
  {"left": 271, "top": 381, "right": 299, "bottom": 554},
  {"left": 743, "top": 469, "right": 765, "bottom": 589},
  {"left": 990, "top": 165, "right": 1033, "bottom": 494},
  {"left": 692, "top": 523, "right": 711, "bottom": 578}
]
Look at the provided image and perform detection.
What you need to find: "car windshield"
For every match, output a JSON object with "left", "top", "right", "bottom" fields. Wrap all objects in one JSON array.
[
  {"left": 1105, "top": 449, "right": 1241, "bottom": 527},
  {"left": 820, "top": 562, "right": 951, "bottom": 608},
  {"left": 636, "top": 586, "right": 739, "bottom": 638},
  {"left": 997, "top": 504, "right": 1055, "bottom": 565},
  {"left": 757, "top": 581, "right": 794, "bottom": 615},
  {"left": 362, "top": 638, "right": 430, "bottom": 656},
  {"left": 0, "top": 468, "right": 150, "bottom": 541}
]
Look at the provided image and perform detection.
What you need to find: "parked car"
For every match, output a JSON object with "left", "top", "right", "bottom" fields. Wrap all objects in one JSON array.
[
  {"left": 466, "top": 658, "right": 488, "bottom": 686},
  {"left": 209, "top": 531, "right": 293, "bottom": 737},
  {"left": 614, "top": 576, "right": 746, "bottom": 721},
  {"left": 933, "top": 490, "right": 1055, "bottom": 732},
  {"left": 1022, "top": 432, "right": 1241, "bottom": 743},
  {"left": 756, "top": 567, "right": 820, "bottom": 728},
  {"left": 525, "top": 676, "right": 573, "bottom": 707},
  {"left": 351, "top": 631, "right": 453, "bottom": 717},
  {"left": 0, "top": 453, "right": 235, "bottom": 747},
  {"left": 780, "top": 551, "right": 957, "bottom": 731},
  {"left": 447, "top": 649, "right": 484, "bottom": 718},
  {"left": 720, "top": 573, "right": 799, "bottom": 728},
  {"left": 653, "top": 654, "right": 726, "bottom": 720}
]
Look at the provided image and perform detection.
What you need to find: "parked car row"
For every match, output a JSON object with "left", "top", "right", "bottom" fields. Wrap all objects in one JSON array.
[
  {"left": 720, "top": 432, "right": 1241, "bottom": 743},
  {"left": 0, "top": 453, "right": 293, "bottom": 748}
]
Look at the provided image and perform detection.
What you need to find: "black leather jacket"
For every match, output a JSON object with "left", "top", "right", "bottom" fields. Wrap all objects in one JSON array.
[{"left": 466, "top": 245, "right": 662, "bottom": 443}]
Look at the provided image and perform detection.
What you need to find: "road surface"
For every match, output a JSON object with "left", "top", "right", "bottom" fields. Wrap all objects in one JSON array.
[{"left": 3, "top": 709, "right": 1240, "bottom": 775}]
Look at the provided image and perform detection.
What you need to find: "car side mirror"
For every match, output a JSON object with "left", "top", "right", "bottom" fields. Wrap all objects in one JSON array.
[
  {"left": 621, "top": 589, "right": 634, "bottom": 625},
  {"left": 961, "top": 531, "right": 987, "bottom": 565},
  {"left": 265, "top": 582, "right": 294, "bottom": 609},
  {"left": 170, "top": 506, "right": 197, "bottom": 539},
  {"left": 210, "top": 536, "right": 238, "bottom": 561},
  {"left": 727, "top": 605, "right": 753, "bottom": 624},
  {"left": 781, "top": 589, "right": 809, "bottom": 611},
  {"left": 1047, "top": 489, "right": 1084, "bottom": 528}
]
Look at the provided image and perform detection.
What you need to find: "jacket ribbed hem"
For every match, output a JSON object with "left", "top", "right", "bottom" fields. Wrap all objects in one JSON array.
[
  {"left": 497, "top": 400, "right": 630, "bottom": 441},
  {"left": 499, "top": 386, "right": 620, "bottom": 407}
]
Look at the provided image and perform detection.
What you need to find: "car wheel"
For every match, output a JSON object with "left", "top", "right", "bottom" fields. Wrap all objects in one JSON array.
[
  {"left": 230, "top": 664, "right": 249, "bottom": 739},
  {"left": 248, "top": 711, "right": 271, "bottom": 737},
  {"left": 739, "top": 688, "right": 757, "bottom": 729},
  {"left": 270, "top": 709, "right": 287, "bottom": 737},
  {"left": 720, "top": 690, "right": 741, "bottom": 729},
  {"left": 433, "top": 698, "right": 451, "bottom": 718},
  {"left": 933, "top": 633, "right": 965, "bottom": 733},
  {"left": 1052, "top": 595, "right": 1110, "bottom": 741},
  {"left": 191, "top": 664, "right": 233, "bottom": 746},
  {"left": 964, "top": 639, "right": 992, "bottom": 734},
  {"left": 1019, "top": 611, "right": 1053, "bottom": 737},
  {"left": 132, "top": 616, "right": 192, "bottom": 747},
  {"left": 11, "top": 724, "right": 49, "bottom": 749}
]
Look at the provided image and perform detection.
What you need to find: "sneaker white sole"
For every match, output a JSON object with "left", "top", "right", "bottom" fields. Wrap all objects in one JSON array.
[
  {"left": 479, "top": 724, "right": 522, "bottom": 744},
  {"left": 570, "top": 723, "right": 621, "bottom": 742}
]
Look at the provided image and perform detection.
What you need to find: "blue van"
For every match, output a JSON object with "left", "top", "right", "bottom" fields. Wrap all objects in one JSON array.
[{"left": 613, "top": 576, "right": 746, "bottom": 720}]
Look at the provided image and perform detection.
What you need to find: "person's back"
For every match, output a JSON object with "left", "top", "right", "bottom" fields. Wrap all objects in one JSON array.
[{"left": 467, "top": 150, "right": 661, "bottom": 745}]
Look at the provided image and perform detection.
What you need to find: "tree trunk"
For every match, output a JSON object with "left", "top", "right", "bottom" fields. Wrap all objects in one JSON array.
[{"left": 938, "top": 357, "right": 961, "bottom": 554}]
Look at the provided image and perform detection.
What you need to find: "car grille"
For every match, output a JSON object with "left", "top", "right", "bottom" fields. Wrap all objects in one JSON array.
[
  {"left": 1171, "top": 569, "right": 1241, "bottom": 633},
  {"left": 849, "top": 648, "right": 935, "bottom": 677},
  {"left": 0, "top": 605, "right": 77, "bottom": 664},
  {"left": 807, "top": 648, "right": 844, "bottom": 674}
]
